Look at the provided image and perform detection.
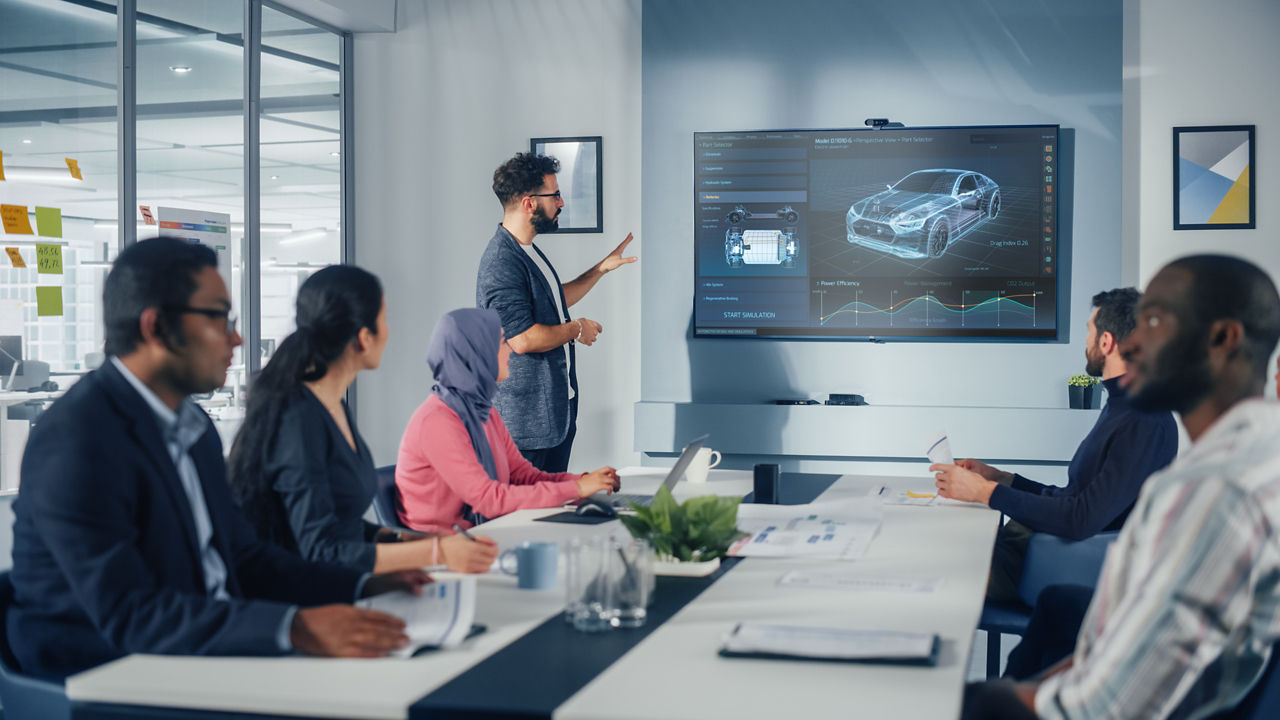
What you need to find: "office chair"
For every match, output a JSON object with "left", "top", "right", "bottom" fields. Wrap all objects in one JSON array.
[
  {"left": 1212, "top": 640, "right": 1280, "bottom": 719},
  {"left": 978, "top": 529, "right": 1118, "bottom": 677},
  {"left": 373, "top": 464, "right": 405, "bottom": 530},
  {"left": 0, "top": 571, "right": 70, "bottom": 720}
]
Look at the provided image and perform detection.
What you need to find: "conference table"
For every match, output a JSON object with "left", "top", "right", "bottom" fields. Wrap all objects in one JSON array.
[{"left": 65, "top": 468, "right": 1000, "bottom": 720}]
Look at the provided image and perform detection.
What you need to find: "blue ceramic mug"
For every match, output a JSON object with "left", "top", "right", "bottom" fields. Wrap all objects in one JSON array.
[{"left": 500, "top": 541, "right": 559, "bottom": 590}]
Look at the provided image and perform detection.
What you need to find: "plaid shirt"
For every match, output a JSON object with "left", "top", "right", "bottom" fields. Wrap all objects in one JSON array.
[{"left": 1037, "top": 398, "right": 1280, "bottom": 720}]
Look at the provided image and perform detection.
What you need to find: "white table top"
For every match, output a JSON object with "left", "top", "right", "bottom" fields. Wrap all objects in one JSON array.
[
  {"left": 65, "top": 469, "right": 998, "bottom": 719},
  {"left": 555, "top": 473, "right": 998, "bottom": 720}
]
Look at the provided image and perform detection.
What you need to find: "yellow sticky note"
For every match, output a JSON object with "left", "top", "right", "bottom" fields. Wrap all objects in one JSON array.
[
  {"left": 906, "top": 491, "right": 936, "bottom": 499},
  {"left": 1, "top": 205, "right": 34, "bottom": 235},
  {"left": 35, "top": 207, "right": 62, "bottom": 238},
  {"left": 0, "top": 149, "right": 5, "bottom": 181},
  {"left": 36, "top": 286, "right": 63, "bottom": 317},
  {"left": 65, "top": 158, "right": 82, "bottom": 181},
  {"left": 35, "top": 243, "right": 62, "bottom": 274},
  {"left": 4, "top": 248, "right": 25, "bottom": 268}
]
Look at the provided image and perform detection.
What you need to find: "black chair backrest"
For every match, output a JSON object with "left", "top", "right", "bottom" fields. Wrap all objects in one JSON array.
[
  {"left": 0, "top": 571, "right": 21, "bottom": 670},
  {"left": 1219, "top": 643, "right": 1280, "bottom": 719},
  {"left": 373, "top": 464, "right": 403, "bottom": 529}
]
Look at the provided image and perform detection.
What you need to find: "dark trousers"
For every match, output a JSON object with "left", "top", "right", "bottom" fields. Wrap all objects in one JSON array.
[
  {"left": 1004, "top": 583, "right": 1095, "bottom": 680},
  {"left": 519, "top": 397, "right": 578, "bottom": 473},
  {"left": 961, "top": 680, "right": 1040, "bottom": 720},
  {"left": 988, "top": 519, "right": 1034, "bottom": 604}
]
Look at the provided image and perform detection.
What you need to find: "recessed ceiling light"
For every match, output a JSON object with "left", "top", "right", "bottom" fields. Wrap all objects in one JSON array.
[
  {"left": 169, "top": 65, "right": 192, "bottom": 74},
  {"left": 21, "top": 138, "right": 32, "bottom": 144},
  {"left": 270, "top": 175, "right": 279, "bottom": 180},
  {"left": 329, "top": 151, "right": 340, "bottom": 157}
]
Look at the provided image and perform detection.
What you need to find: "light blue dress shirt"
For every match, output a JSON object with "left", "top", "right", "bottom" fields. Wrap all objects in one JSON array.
[{"left": 110, "top": 357, "right": 299, "bottom": 650}]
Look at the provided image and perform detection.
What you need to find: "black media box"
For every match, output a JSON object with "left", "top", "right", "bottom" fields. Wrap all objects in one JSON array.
[
  {"left": 825, "top": 393, "right": 867, "bottom": 406},
  {"left": 753, "top": 463, "right": 780, "bottom": 504}
]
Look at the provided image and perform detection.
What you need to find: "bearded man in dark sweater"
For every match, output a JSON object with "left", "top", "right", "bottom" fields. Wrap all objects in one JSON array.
[{"left": 930, "top": 288, "right": 1179, "bottom": 603}]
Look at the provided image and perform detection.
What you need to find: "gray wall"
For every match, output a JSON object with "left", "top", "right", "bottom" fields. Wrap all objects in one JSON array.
[
  {"left": 353, "top": 0, "right": 644, "bottom": 473},
  {"left": 637, "top": 0, "right": 1123, "bottom": 472}
]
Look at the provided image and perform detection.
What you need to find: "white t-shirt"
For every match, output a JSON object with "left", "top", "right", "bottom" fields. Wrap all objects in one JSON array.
[{"left": 520, "top": 242, "right": 574, "bottom": 400}]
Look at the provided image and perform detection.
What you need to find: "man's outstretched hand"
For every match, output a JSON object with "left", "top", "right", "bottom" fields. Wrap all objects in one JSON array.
[{"left": 598, "top": 233, "right": 638, "bottom": 274}]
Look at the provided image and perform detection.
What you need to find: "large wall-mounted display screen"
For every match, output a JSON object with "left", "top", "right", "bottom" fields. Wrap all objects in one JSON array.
[{"left": 693, "top": 125, "right": 1061, "bottom": 340}]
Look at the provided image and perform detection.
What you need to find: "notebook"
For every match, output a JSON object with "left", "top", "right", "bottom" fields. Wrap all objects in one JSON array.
[
  {"left": 719, "top": 623, "right": 941, "bottom": 665},
  {"left": 590, "top": 434, "right": 708, "bottom": 509}
]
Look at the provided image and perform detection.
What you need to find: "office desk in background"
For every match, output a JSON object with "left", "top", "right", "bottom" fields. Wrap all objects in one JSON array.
[
  {"left": 66, "top": 470, "right": 999, "bottom": 720},
  {"left": 0, "top": 389, "right": 61, "bottom": 496}
]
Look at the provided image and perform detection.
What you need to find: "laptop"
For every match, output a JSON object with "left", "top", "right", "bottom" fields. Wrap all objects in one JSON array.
[{"left": 591, "top": 434, "right": 708, "bottom": 509}]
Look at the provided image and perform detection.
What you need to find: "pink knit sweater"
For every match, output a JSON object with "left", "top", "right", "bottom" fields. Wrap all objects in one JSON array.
[{"left": 395, "top": 395, "right": 580, "bottom": 533}]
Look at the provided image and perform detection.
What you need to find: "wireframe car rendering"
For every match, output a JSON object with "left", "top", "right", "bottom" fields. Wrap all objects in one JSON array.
[
  {"left": 846, "top": 169, "right": 1000, "bottom": 259},
  {"left": 725, "top": 205, "right": 798, "bottom": 267}
]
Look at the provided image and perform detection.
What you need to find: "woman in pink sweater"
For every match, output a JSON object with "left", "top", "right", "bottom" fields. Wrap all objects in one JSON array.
[{"left": 396, "top": 308, "right": 620, "bottom": 532}]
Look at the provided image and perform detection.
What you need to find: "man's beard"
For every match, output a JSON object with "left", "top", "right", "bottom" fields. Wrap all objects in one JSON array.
[
  {"left": 1128, "top": 329, "right": 1213, "bottom": 414},
  {"left": 531, "top": 205, "right": 559, "bottom": 234},
  {"left": 1084, "top": 342, "right": 1104, "bottom": 378}
]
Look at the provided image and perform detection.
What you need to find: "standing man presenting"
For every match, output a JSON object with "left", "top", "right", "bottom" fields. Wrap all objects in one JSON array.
[{"left": 477, "top": 152, "right": 637, "bottom": 472}]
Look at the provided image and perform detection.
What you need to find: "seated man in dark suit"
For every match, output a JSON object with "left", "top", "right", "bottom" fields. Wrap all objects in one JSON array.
[{"left": 8, "top": 237, "right": 423, "bottom": 680}]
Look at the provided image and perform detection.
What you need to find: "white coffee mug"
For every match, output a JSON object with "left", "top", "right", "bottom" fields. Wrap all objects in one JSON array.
[{"left": 684, "top": 447, "right": 722, "bottom": 484}]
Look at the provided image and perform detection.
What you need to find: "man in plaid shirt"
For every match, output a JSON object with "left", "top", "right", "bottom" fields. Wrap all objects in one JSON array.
[{"left": 964, "top": 254, "right": 1280, "bottom": 720}]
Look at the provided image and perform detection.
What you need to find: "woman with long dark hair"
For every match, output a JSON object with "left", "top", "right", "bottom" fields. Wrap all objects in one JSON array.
[
  {"left": 228, "top": 266, "right": 497, "bottom": 574},
  {"left": 396, "top": 308, "right": 620, "bottom": 532}
]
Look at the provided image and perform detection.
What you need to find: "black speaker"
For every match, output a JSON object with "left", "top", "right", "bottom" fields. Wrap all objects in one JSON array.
[{"left": 753, "top": 463, "right": 780, "bottom": 504}]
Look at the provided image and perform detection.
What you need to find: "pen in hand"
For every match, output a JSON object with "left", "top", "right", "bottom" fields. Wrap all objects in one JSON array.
[{"left": 453, "top": 524, "right": 477, "bottom": 542}]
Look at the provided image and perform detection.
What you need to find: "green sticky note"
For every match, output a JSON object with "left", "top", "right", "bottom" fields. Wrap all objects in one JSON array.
[
  {"left": 36, "top": 286, "right": 63, "bottom": 317},
  {"left": 34, "top": 207, "right": 62, "bottom": 239},
  {"left": 35, "top": 243, "right": 62, "bottom": 274}
]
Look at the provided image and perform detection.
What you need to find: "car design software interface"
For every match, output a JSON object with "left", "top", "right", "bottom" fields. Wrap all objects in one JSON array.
[{"left": 693, "top": 125, "right": 1060, "bottom": 339}]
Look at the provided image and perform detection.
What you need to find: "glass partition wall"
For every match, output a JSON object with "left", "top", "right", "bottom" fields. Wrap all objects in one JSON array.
[{"left": 0, "top": 0, "right": 351, "bottom": 492}]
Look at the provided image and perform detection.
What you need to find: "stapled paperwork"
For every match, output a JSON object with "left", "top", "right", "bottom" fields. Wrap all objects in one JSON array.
[
  {"left": 356, "top": 577, "right": 477, "bottom": 657},
  {"left": 719, "top": 623, "right": 940, "bottom": 665},
  {"left": 778, "top": 570, "right": 942, "bottom": 594},
  {"left": 728, "top": 497, "right": 881, "bottom": 560}
]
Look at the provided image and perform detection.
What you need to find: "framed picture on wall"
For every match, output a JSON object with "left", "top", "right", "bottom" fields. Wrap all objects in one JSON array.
[
  {"left": 1173, "top": 125, "right": 1255, "bottom": 230},
  {"left": 530, "top": 136, "right": 603, "bottom": 233}
]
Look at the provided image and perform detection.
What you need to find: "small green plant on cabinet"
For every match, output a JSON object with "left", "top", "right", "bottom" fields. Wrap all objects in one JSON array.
[
  {"left": 1068, "top": 373, "right": 1100, "bottom": 388},
  {"left": 618, "top": 485, "right": 749, "bottom": 562}
]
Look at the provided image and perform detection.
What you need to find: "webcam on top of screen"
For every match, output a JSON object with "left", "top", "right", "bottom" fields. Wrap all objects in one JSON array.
[{"left": 865, "top": 118, "right": 905, "bottom": 129}]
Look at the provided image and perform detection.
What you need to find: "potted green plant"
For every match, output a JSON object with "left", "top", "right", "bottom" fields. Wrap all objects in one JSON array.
[
  {"left": 618, "top": 486, "right": 748, "bottom": 576},
  {"left": 1068, "top": 373, "right": 1102, "bottom": 409}
]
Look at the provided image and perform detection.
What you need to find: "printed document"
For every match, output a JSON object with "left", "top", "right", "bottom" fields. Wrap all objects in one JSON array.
[
  {"left": 778, "top": 570, "right": 942, "bottom": 594},
  {"left": 729, "top": 497, "right": 881, "bottom": 560},
  {"left": 357, "top": 577, "right": 476, "bottom": 657}
]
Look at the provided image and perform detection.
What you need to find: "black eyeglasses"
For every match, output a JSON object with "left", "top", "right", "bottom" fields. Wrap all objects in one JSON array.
[
  {"left": 528, "top": 190, "right": 562, "bottom": 199},
  {"left": 170, "top": 306, "right": 238, "bottom": 334}
]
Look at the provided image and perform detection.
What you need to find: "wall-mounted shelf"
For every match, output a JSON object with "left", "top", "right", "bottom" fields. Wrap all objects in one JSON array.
[{"left": 635, "top": 401, "right": 1099, "bottom": 464}]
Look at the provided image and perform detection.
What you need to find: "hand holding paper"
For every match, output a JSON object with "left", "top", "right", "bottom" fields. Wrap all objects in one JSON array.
[{"left": 930, "top": 463, "right": 997, "bottom": 505}]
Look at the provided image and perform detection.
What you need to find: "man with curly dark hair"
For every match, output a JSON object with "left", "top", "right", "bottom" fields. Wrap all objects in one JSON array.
[{"left": 476, "top": 152, "right": 637, "bottom": 473}]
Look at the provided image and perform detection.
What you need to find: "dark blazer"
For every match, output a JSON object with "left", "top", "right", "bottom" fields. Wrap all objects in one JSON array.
[
  {"left": 7, "top": 360, "right": 363, "bottom": 680},
  {"left": 476, "top": 225, "right": 577, "bottom": 449},
  {"left": 249, "top": 386, "right": 380, "bottom": 571}
]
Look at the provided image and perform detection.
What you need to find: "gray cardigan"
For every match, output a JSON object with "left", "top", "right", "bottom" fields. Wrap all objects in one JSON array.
[{"left": 476, "top": 225, "right": 578, "bottom": 449}]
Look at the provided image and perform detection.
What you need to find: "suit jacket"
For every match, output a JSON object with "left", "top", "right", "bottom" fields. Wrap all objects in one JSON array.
[
  {"left": 476, "top": 225, "right": 578, "bottom": 449},
  {"left": 7, "top": 360, "right": 363, "bottom": 680}
]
